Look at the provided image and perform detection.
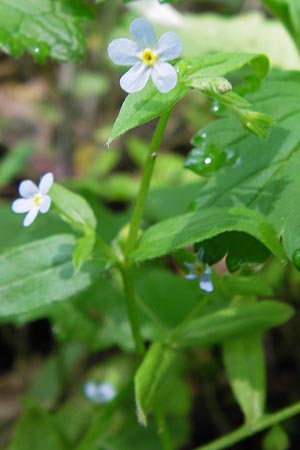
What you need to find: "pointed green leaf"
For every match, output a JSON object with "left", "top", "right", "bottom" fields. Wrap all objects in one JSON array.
[
  {"left": 223, "top": 333, "right": 266, "bottom": 423},
  {"left": 175, "top": 301, "right": 293, "bottom": 347},
  {"left": 131, "top": 207, "right": 286, "bottom": 262},
  {"left": 51, "top": 183, "right": 96, "bottom": 234},
  {"left": 192, "top": 70, "right": 300, "bottom": 263},
  {"left": 0, "top": 234, "right": 103, "bottom": 318},
  {"left": 72, "top": 233, "right": 96, "bottom": 270},
  {"left": 107, "top": 80, "right": 188, "bottom": 144},
  {"left": 135, "top": 342, "right": 176, "bottom": 426}
]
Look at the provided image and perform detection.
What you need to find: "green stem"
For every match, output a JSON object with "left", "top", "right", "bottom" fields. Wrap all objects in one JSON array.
[
  {"left": 154, "top": 407, "right": 174, "bottom": 450},
  {"left": 193, "top": 401, "right": 300, "bottom": 450},
  {"left": 125, "top": 110, "right": 172, "bottom": 255},
  {"left": 120, "top": 263, "right": 145, "bottom": 357}
]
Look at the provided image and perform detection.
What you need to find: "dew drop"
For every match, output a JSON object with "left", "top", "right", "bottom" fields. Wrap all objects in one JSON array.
[
  {"left": 204, "top": 157, "right": 212, "bottom": 165},
  {"left": 210, "top": 100, "right": 225, "bottom": 115},
  {"left": 30, "top": 42, "right": 50, "bottom": 63}
]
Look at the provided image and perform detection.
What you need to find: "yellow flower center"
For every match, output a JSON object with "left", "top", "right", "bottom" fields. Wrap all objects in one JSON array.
[
  {"left": 33, "top": 193, "right": 42, "bottom": 206},
  {"left": 194, "top": 262, "right": 205, "bottom": 276},
  {"left": 141, "top": 48, "right": 158, "bottom": 66}
]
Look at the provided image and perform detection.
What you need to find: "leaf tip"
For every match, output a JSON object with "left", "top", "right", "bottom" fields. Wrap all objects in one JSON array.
[{"left": 136, "top": 400, "right": 147, "bottom": 427}]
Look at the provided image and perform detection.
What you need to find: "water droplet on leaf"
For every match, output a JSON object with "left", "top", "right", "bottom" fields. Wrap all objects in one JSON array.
[
  {"left": 185, "top": 144, "right": 239, "bottom": 176},
  {"left": 210, "top": 100, "right": 225, "bottom": 115},
  {"left": 29, "top": 43, "right": 50, "bottom": 63}
]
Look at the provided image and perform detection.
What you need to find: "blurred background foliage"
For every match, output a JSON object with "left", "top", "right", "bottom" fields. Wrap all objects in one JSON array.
[{"left": 0, "top": 1, "right": 300, "bottom": 449}]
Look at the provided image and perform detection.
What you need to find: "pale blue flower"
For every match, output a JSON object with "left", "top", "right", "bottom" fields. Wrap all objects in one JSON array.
[
  {"left": 108, "top": 18, "right": 182, "bottom": 93},
  {"left": 83, "top": 381, "right": 116, "bottom": 404},
  {"left": 185, "top": 249, "right": 214, "bottom": 293},
  {"left": 11, "top": 172, "right": 53, "bottom": 227}
]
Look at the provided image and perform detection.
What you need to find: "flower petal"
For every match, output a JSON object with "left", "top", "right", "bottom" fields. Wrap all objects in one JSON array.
[
  {"left": 156, "top": 32, "right": 182, "bottom": 61},
  {"left": 19, "top": 180, "right": 38, "bottom": 198},
  {"left": 120, "top": 63, "right": 151, "bottom": 93},
  {"left": 108, "top": 38, "right": 140, "bottom": 66},
  {"left": 199, "top": 273, "right": 214, "bottom": 293},
  {"left": 151, "top": 61, "right": 177, "bottom": 93},
  {"left": 12, "top": 198, "right": 34, "bottom": 213},
  {"left": 39, "top": 195, "right": 51, "bottom": 213},
  {"left": 185, "top": 273, "right": 197, "bottom": 280},
  {"left": 23, "top": 208, "right": 39, "bottom": 227},
  {"left": 39, "top": 172, "right": 54, "bottom": 194},
  {"left": 130, "top": 18, "right": 156, "bottom": 48}
]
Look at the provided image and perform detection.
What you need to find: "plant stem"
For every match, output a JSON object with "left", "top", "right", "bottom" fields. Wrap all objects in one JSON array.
[
  {"left": 154, "top": 407, "right": 174, "bottom": 450},
  {"left": 193, "top": 401, "right": 300, "bottom": 450},
  {"left": 120, "top": 263, "right": 145, "bottom": 357},
  {"left": 125, "top": 110, "right": 172, "bottom": 255}
]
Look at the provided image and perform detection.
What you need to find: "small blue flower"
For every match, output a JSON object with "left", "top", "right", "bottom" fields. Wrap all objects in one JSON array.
[
  {"left": 83, "top": 381, "right": 116, "bottom": 404},
  {"left": 185, "top": 249, "right": 214, "bottom": 293},
  {"left": 108, "top": 18, "right": 182, "bottom": 93}
]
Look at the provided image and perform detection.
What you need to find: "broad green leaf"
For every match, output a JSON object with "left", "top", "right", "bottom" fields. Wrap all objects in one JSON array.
[
  {"left": 191, "top": 69, "right": 300, "bottom": 263},
  {"left": 9, "top": 404, "right": 66, "bottom": 450},
  {"left": 107, "top": 79, "right": 188, "bottom": 144},
  {"left": 174, "top": 301, "right": 293, "bottom": 347},
  {"left": 0, "top": 234, "right": 103, "bottom": 318},
  {"left": 0, "top": 0, "right": 92, "bottom": 62},
  {"left": 223, "top": 333, "right": 266, "bottom": 423},
  {"left": 131, "top": 207, "right": 286, "bottom": 262},
  {"left": 183, "top": 52, "right": 269, "bottom": 79},
  {"left": 108, "top": 52, "right": 269, "bottom": 144},
  {"left": 51, "top": 183, "right": 96, "bottom": 234},
  {"left": 135, "top": 342, "right": 176, "bottom": 426},
  {"left": 0, "top": 142, "right": 32, "bottom": 190}
]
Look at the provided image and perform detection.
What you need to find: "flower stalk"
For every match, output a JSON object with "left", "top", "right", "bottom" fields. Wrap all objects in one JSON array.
[{"left": 125, "top": 109, "right": 172, "bottom": 256}]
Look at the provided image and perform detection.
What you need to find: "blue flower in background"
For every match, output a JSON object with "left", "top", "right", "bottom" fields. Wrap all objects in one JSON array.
[
  {"left": 83, "top": 381, "right": 116, "bottom": 404},
  {"left": 108, "top": 18, "right": 182, "bottom": 93},
  {"left": 185, "top": 249, "right": 213, "bottom": 293}
]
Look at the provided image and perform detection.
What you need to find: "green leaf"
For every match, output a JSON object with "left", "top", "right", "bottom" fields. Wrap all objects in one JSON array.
[
  {"left": 9, "top": 404, "right": 66, "bottom": 450},
  {"left": 191, "top": 69, "right": 300, "bottom": 263},
  {"left": 108, "top": 52, "right": 269, "bottom": 144},
  {"left": 107, "top": 79, "right": 188, "bottom": 144},
  {"left": 0, "top": 142, "right": 32, "bottom": 190},
  {"left": 263, "top": 425, "right": 290, "bottom": 450},
  {"left": 223, "top": 333, "right": 266, "bottom": 422},
  {"left": 131, "top": 207, "right": 286, "bottom": 262},
  {"left": 72, "top": 233, "right": 96, "bottom": 270},
  {"left": 0, "top": 234, "right": 102, "bottom": 318},
  {"left": 183, "top": 52, "right": 269, "bottom": 80},
  {"left": 51, "top": 183, "right": 97, "bottom": 234},
  {"left": 0, "top": 0, "right": 92, "bottom": 62},
  {"left": 135, "top": 342, "right": 176, "bottom": 426},
  {"left": 175, "top": 301, "right": 293, "bottom": 347}
]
